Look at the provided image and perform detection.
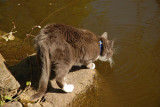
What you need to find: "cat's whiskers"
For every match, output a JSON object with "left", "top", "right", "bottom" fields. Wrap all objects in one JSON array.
[{"left": 113, "top": 47, "right": 119, "bottom": 55}]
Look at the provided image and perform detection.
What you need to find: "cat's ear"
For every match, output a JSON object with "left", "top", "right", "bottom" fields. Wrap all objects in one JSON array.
[{"left": 101, "top": 32, "right": 108, "bottom": 39}]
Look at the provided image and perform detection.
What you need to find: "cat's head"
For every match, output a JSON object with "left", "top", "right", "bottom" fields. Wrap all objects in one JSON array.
[{"left": 98, "top": 32, "right": 114, "bottom": 66}]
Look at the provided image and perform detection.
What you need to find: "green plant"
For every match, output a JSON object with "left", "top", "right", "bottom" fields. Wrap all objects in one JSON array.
[
  {"left": 0, "top": 94, "right": 12, "bottom": 106},
  {"left": 26, "top": 81, "right": 31, "bottom": 86}
]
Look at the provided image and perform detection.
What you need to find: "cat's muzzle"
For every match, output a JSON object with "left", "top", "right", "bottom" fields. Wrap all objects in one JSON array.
[{"left": 107, "top": 58, "right": 114, "bottom": 67}]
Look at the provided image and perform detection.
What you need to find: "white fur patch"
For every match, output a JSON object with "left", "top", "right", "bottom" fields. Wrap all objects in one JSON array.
[
  {"left": 90, "top": 63, "right": 95, "bottom": 69},
  {"left": 95, "top": 56, "right": 99, "bottom": 61},
  {"left": 98, "top": 55, "right": 114, "bottom": 67},
  {"left": 62, "top": 83, "right": 74, "bottom": 93},
  {"left": 98, "top": 55, "right": 107, "bottom": 61},
  {"left": 108, "top": 58, "right": 114, "bottom": 67},
  {"left": 87, "top": 63, "right": 96, "bottom": 69}
]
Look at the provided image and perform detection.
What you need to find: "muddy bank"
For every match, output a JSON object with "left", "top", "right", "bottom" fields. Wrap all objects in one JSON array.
[{"left": 2, "top": 54, "right": 96, "bottom": 107}]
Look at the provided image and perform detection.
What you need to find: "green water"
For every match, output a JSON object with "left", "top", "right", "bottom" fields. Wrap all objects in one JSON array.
[{"left": 1, "top": 0, "right": 160, "bottom": 106}]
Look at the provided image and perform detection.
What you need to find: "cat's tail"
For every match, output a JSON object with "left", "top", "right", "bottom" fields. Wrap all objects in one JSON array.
[{"left": 30, "top": 36, "right": 51, "bottom": 101}]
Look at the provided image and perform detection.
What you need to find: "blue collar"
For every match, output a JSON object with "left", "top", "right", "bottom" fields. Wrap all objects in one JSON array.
[{"left": 99, "top": 40, "right": 103, "bottom": 55}]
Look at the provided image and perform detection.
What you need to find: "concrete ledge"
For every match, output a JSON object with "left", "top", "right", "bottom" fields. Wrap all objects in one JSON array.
[
  {"left": 5, "top": 54, "right": 96, "bottom": 107},
  {"left": 43, "top": 69, "right": 96, "bottom": 107},
  {"left": 0, "top": 53, "right": 20, "bottom": 97}
]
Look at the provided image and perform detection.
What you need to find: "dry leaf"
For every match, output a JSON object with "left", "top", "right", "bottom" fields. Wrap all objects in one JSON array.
[
  {"left": 8, "top": 32, "right": 15, "bottom": 40},
  {"left": 1, "top": 36, "right": 8, "bottom": 41}
]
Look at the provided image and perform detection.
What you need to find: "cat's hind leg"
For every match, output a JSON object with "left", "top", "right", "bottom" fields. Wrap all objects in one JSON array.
[{"left": 55, "top": 65, "right": 74, "bottom": 93}]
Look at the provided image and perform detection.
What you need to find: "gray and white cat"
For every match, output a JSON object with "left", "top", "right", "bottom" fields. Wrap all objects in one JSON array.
[{"left": 30, "top": 24, "right": 114, "bottom": 100}]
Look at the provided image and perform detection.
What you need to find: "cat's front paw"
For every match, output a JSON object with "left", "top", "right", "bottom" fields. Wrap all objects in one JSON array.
[
  {"left": 62, "top": 84, "right": 74, "bottom": 93},
  {"left": 87, "top": 63, "right": 95, "bottom": 69}
]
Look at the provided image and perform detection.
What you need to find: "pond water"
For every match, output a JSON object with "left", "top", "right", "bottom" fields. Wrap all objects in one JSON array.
[{"left": 0, "top": 0, "right": 160, "bottom": 106}]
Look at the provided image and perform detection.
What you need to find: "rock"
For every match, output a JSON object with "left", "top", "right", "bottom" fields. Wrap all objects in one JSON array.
[
  {"left": 43, "top": 69, "right": 96, "bottom": 107},
  {"left": 27, "top": 102, "right": 52, "bottom": 107},
  {"left": 27, "top": 103, "right": 41, "bottom": 107},
  {"left": 41, "top": 102, "right": 52, "bottom": 107},
  {"left": 0, "top": 53, "right": 20, "bottom": 97},
  {"left": 2, "top": 101, "right": 22, "bottom": 107},
  {"left": 8, "top": 54, "right": 96, "bottom": 107}
]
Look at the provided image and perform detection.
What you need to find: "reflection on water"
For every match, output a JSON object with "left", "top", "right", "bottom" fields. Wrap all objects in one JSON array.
[
  {"left": 87, "top": 0, "right": 160, "bottom": 106},
  {"left": 0, "top": 0, "right": 160, "bottom": 106},
  {"left": 0, "top": 0, "right": 94, "bottom": 65}
]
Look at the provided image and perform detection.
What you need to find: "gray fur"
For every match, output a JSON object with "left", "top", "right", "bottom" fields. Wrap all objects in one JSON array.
[{"left": 30, "top": 24, "right": 114, "bottom": 100}]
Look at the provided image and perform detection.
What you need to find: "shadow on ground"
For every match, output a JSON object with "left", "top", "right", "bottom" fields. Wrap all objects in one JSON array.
[{"left": 8, "top": 54, "right": 87, "bottom": 92}]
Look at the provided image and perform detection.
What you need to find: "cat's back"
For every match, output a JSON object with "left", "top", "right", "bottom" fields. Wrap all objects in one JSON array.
[
  {"left": 35, "top": 24, "right": 80, "bottom": 43},
  {"left": 42, "top": 24, "right": 82, "bottom": 37},
  {"left": 36, "top": 23, "right": 98, "bottom": 47},
  {"left": 38, "top": 24, "right": 87, "bottom": 43}
]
